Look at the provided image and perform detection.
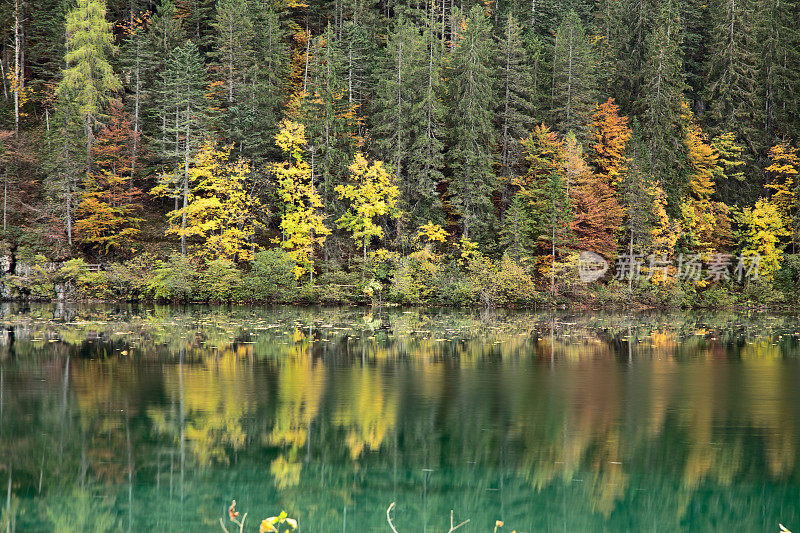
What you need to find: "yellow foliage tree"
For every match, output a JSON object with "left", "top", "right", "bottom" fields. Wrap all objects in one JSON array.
[
  {"left": 335, "top": 152, "right": 401, "bottom": 261},
  {"left": 417, "top": 221, "right": 449, "bottom": 244},
  {"left": 155, "top": 141, "right": 264, "bottom": 261},
  {"left": 273, "top": 119, "right": 330, "bottom": 281},
  {"left": 680, "top": 119, "right": 731, "bottom": 255},
  {"left": 764, "top": 141, "right": 798, "bottom": 225},
  {"left": 737, "top": 199, "right": 789, "bottom": 281}
]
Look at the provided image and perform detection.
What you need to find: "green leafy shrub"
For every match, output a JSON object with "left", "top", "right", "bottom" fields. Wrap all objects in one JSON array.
[
  {"left": 51, "top": 259, "right": 111, "bottom": 300},
  {"left": 316, "top": 270, "right": 361, "bottom": 303},
  {"left": 245, "top": 249, "right": 297, "bottom": 302},
  {"left": 389, "top": 249, "right": 442, "bottom": 305},
  {"left": 145, "top": 253, "right": 198, "bottom": 302},
  {"left": 468, "top": 253, "right": 537, "bottom": 307},
  {"left": 740, "top": 278, "right": 781, "bottom": 307},
  {"left": 107, "top": 253, "right": 159, "bottom": 301},
  {"left": 694, "top": 284, "right": 736, "bottom": 308},
  {"left": 197, "top": 259, "right": 244, "bottom": 302}
]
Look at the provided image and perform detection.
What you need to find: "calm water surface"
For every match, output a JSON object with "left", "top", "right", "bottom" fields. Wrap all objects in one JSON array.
[{"left": 1, "top": 304, "right": 799, "bottom": 531}]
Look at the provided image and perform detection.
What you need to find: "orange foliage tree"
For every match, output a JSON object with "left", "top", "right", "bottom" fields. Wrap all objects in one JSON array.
[
  {"left": 74, "top": 100, "right": 143, "bottom": 255},
  {"left": 567, "top": 133, "right": 623, "bottom": 258},
  {"left": 588, "top": 98, "right": 630, "bottom": 188}
]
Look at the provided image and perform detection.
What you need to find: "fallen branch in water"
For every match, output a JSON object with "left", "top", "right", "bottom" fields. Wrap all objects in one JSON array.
[{"left": 386, "top": 502, "right": 470, "bottom": 533}]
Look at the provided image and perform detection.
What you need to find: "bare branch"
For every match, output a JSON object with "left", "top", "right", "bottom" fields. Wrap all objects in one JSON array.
[{"left": 386, "top": 502, "right": 399, "bottom": 533}]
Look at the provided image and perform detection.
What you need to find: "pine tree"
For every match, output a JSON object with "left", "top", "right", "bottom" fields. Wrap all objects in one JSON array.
[
  {"left": 756, "top": 0, "right": 800, "bottom": 143},
  {"left": 446, "top": 6, "right": 497, "bottom": 242},
  {"left": 246, "top": 2, "right": 291, "bottom": 166},
  {"left": 705, "top": 0, "right": 759, "bottom": 141},
  {"left": 550, "top": 10, "right": 595, "bottom": 137},
  {"left": 26, "top": 0, "right": 71, "bottom": 107},
  {"left": 372, "top": 16, "right": 445, "bottom": 232},
  {"left": 638, "top": 2, "right": 686, "bottom": 207},
  {"left": 211, "top": 0, "right": 255, "bottom": 152},
  {"left": 175, "top": 0, "right": 216, "bottom": 51},
  {"left": 157, "top": 40, "right": 208, "bottom": 255},
  {"left": 300, "top": 24, "right": 359, "bottom": 207},
  {"left": 118, "top": 9, "right": 151, "bottom": 179},
  {"left": 611, "top": 0, "right": 659, "bottom": 112},
  {"left": 681, "top": 0, "right": 712, "bottom": 115},
  {"left": 495, "top": 12, "right": 536, "bottom": 183},
  {"left": 56, "top": 0, "right": 121, "bottom": 175},
  {"left": 404, "top": 15, "right": 447, "bottom": 231}
]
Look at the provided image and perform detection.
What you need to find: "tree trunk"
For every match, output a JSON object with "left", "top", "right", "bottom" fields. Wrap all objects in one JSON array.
[{"left": 181, "top": 107, "right": 190, "bottom": 256}]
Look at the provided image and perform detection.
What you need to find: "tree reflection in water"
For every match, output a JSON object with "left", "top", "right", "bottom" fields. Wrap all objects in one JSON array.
[{"left": 0, "top": 304, "right": 799, "bottom": 531}]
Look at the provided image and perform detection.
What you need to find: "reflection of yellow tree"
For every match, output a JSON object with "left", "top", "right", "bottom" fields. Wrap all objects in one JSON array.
[
  {"left": 741, "top": 343, "right": 797, "bottom": 478},
  {"left": 150, "top": 347, "right": 254, "bottom": 466},
  {"left": 333, "top": 366, "right": 398, "bottom": 459},
  {"left": 267, "top": 350, "right": 325, "bottom": 488}
]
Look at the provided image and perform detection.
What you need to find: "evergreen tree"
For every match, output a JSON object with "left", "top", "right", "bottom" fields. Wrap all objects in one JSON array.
[
  {"left": 446, "top": 6, "right": 497, "bottom": 242},
  {"left": 495, "top": 12, "right": 536, "bottom": 182},
  {"left": 246, "top": 1, "right": 291, "bottom": 165},
  {"left": 550, "top": 10, "right": 595, "bottom": 137},
  {"left": 56, "top": 0, "right": 121, "bottom": 174},
  {"left": 26, "top": 0, "right": 70, "bottom": 108},
  {"left": 756, "top": 0, "right": 800, "bottom": 143},
  {"left": 639, "top": 3, "right": 686, "bottom": 208},
  {"left": 612, "top": 0, "right": 659, "bottom": 112},
  {"left": 705, "top": 0, "right": 759, "bottom": 142},
  {"left": 403, "top": 15, "right": 447, "bottom": 232},
  {"left": 373, "top": 16, "right": 445, "bottom": 232},
  {"left": 157, "top": 40, "right": 208, "bottom": 255},
  {"left": 300, "top": 24, "right": 359, "bottom": 208},
  {"left": 175, "top": 0, "right": 216, "bottom": 51},
  {"left": 681, "top": 0, "right": 712, "bottom": 115},
  {"left": 212, "top": 0, "right": 253, "bottom": 107}
]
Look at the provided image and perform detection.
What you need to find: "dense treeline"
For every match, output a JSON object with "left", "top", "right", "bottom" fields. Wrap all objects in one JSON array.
[{"left": 0, "top": 0, "right": 799, "bottom": 306}]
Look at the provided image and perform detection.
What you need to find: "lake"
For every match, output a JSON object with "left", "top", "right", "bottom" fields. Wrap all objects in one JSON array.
[{"left": 0, "top": 304, "right": 799, "bottom": 532}]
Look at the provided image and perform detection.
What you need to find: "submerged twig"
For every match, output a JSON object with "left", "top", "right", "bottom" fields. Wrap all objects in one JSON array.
[{"left": 387, "top": 502, "right": 399, "bottom": 533}]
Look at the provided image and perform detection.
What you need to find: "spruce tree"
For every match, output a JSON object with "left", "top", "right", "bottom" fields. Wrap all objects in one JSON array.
[
  {"left": 705, "top": 0, "right": 759, "bottom": 141},
  {"left": 639, "top": 2, "right": 687, "bottom": 208},
  {"left": 550, "top": 10, "right": 596, "bottom": 137},
  {"left": 495, "top": 12, "right": 536, "bottom": 182},
  {"left": 756, "top": 0, "right": 800, "bottom": 143},
  {"left": 446, "top": 6, "right": 497, "bottom": 242},
  {"left": 56, "top": 0, "right": 121, "bottom": 174},
  {"left": 372, "top": 16, "right": 445, "bottom": 231},
  {"left": 158, "top": 41, "right": 208, "bottom": 255}
]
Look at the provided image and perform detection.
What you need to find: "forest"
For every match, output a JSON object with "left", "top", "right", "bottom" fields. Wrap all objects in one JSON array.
[{"left": 0, "top": 0, "right": 798, "bottom": 307}]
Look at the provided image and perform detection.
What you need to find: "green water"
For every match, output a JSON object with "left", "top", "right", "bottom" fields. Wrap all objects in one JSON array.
[{"left": 1, "top": 304, "right": 799, "bottom": 532}]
